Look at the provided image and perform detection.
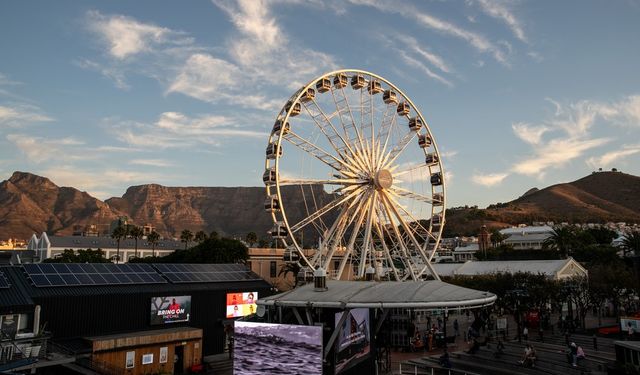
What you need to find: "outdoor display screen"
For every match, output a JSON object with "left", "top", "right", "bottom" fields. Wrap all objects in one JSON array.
[
  {"left": 226, "top": 292, "right": 258, "bottom": 318},
  {"left": 150, "top": 296, "right": 191, "bottom": 325},
  {"left": 334, "top": 308, "right": 370, "bottom": 373},
  {"left": 234, "top": 321, "right": 322, "bottom": 375}
]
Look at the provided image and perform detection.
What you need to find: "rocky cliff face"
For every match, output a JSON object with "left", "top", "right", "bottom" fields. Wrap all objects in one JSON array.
[
  {"left": 0, "top": 172, "right": 335, "bottom": 241},
  {"left": 1, "top": 171, "right": 638, "bottom": 241}
]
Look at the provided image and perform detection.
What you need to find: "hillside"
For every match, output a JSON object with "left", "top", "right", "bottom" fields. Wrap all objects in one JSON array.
[
  {"left": 444, "top": 172, "right": 640, "bottom": 236},
  {"left": 1, "top": 171, "right": 638, "bottom": 240}
]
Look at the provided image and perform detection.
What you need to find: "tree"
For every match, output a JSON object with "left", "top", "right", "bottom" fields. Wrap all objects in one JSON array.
[
  {"left": 180, "top": 229, "right": 194, "bottom": 250},
  {"left": 44, "top": 248, "right": 111, "bottom": 263},
  {"left": 147, "top": 231, "right": 160, "bottom": 257},
  {"left": 622, "top": 231, "right": 640, "bottom": 256},
  {"left": 111, "top": 224, "right": 126, "bottom": 263},
  {"left": 246, "top": 232, "right": 258, "bottom": 247},
  {"left": 209, "top": 230, "right": 219, "bottom": 240},
  {"left": 139, "top": 236, "right": 248, "bottom": 264},
  {"left": 129, "top": 226, "right": 144, "bottom": 258},
  {"left": 490, "top": 230, "right": 506, "bottom": 248},
  {"left": 195, "top": 230, "right": 207, "bottom": 243},
  {"left": 543, "top": 226, "right": 577, "bottom": 257},
  {"left": 278, "top": 262, "right": 301, "bottom": 289}
]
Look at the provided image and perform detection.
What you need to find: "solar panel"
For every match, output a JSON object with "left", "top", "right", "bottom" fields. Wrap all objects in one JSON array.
[
  {"left": 23, "top": 263, "right": 167, "bottom": 287},
  {"left": 0, "top": 270, "right": 10, "bottom": 288},
  {"left": 153, "top": 263, "right": 260, "bottom": 284}
]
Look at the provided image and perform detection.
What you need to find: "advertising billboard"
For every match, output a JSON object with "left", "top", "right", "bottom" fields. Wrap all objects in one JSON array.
[
  {"left": 226, "top": 292, "right": 258, "bottom": 318},
  {"left": 150, "top": 296, "right": 191, "bottom": 325},
  {"left": 234, "top": 321, "right": 322, "bottom": 375},
  {"left": 334, "top": 308, "right": 370, "bottom": 374}
]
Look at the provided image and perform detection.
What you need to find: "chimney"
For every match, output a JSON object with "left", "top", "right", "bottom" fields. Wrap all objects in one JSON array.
[{"left": 314, "top": 268, "right": 327, "bottom": 291}]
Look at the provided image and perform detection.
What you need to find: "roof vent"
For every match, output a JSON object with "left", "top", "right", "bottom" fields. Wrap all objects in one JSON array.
[{"left": 365, "top": 265, "right": 376, "bottom": 281}]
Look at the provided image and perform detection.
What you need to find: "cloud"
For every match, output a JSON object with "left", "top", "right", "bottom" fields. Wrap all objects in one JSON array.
[
  {"left": 87, "top": 10, "right": 193, "bottom": 59},
  {"left": 349, "top": 0, "right": 509, "bottom": 64},
  {"left": 6, "top": 134, "right": 84, "bottom": 163},
  {"left": 586, "top": 145, "right": 640, "bottom": 169},
  {"left": 511, "top": 122, "right": 550, "bottom": 145},
  {"left": 111, "top": 111, "right": 267, "bottom": 149},
  {"left": 471, "top": 172, "right": 509, "bottom": 187},
  {"left": 75, "top": 59, "right": 130, "bottom": 90},
  {"left": 397, "top": 50, "right": 454, "bottom": 88},
  {"left": 0, "top": 104, "right": 53, "bottom": 127},
  {"left": 41, "top": 165, "right": 167, "bottom": 199},
  {"left": 473, "top": 0, "right": 527, "bottom": 43},
  {"left": 130, "top": 159, "right": 175, "bottom": 167}
]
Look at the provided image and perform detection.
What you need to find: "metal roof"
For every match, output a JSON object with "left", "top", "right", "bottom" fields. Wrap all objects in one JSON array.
[
  {"left": 432, "top": 258, "right": 587, "bottom": 279},
  {"left": 0, "top": 267, "right": 35, "bottom": 312},
  {"left": 500, "top": 226, "right": 553, "bottom": 236},
  {"left": 504, "top": 233, "right": 552, "bottom": 242},
  {"left": 258, "top": 280, "right": 496, "bottom": 309},
  {"left": 48, "top": 236, "right": 182, "bottom": 251}
]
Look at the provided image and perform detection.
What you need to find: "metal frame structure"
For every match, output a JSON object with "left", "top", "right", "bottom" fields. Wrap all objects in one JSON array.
[{"left": 264, "top": 69, "right": 446, "bottom": 281}]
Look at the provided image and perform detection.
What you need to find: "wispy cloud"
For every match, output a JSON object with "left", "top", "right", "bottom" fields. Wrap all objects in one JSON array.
[
  {"left": 6, "top": 134, "right": 84, "bottom": 163},
  {"left": 111, "top": 111, "right": 267, "bottom": 149},
  {"left": 130, "top": 159, "right": 175, "bottom": 168},
  {"left": 87, "top": 10, "right": 193, "bottom": 60},
  {"left": 0, "top": 104, "right": 53, "bottom": 127},
  {"left": 471, "top": 172, "right": 509, "bottom": 187},
  {"left": 349, "top": 0, "right": 509, "bottom": 64},
  {"left": 473, "top": 0, "right": 527, "bottom": 43},
  {"left": 586, "top": 145, "right": 640, "bottom": 169},
  {"left": 511, "top": 122, "right": 550, "bottom": 145}
]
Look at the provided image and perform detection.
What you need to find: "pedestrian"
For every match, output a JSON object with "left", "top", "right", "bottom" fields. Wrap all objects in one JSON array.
[
  {"left": 538, "top": 326, "right": 544, "bottom": 343},
  {"left": 627, "top": 322, "right": 635, "bottom": 340},
  {"left": 523, "top": 326, "right": 529, "bottom": 341},
  {"left": 453, "top": 318, "right": 459, "bottom": 337},
  {"left": 569, "top": 342, "right": 578, "bottom": 367}
]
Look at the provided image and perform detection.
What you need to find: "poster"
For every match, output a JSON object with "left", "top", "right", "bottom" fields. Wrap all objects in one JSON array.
[
  {"left": 226, "top": 292, "right": 258, "bottom": 318},
  {"left": 159, "top": 347, "right": 168, "bottom": 363},
  {"left": 125, "top": 351, "right": 135, "bottom": 369},
  {"left": 0, "top": 315, "right": 18, "bottom": 340},
  {"left": 334, "top": 309, "right": 370, "bottom": 373},
  {"left": 150, "top": 296, "right": 191, "bottom": 325}
]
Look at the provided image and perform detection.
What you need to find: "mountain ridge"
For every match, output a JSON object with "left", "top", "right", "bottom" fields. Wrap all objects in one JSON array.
[{"left": 1, "top": 171, "right": 638, "bottom": 240}]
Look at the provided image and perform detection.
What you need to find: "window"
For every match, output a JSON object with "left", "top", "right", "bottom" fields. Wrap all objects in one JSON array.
[{"left": 270, "top": 261, "right": 277, "bottom": 278}]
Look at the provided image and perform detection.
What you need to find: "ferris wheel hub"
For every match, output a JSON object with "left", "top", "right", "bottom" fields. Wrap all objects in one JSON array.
[{"left": 374, "top": 169, "right": 393, "bottom": 190}]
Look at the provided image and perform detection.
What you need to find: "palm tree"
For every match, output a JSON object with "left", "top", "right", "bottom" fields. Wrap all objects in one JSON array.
[
  {"left": 147, "top": 231, "right": 160, "bottom": 257},
  {"left": 490, "top": 230, "right": 506, "bottom": 248},
  {"left": 180, "top": 229, "right": 194, "bottom": 250},
  {"left": 194, "top": 230, "right": 207, "bottom": 243},
  {"left": 111, "top": 225, "right": 126, "bottom": 264},
  {"left": 129, "top": 226, "right": 144, "bottom": 258},
  {"left": 245, "top": 232, "right": 258, "bottom": 247},
  {"left": 622, "top": 231, "right": 640, "bottom": 257},
  {"left": 543, "top": 226, "right": 576, "bottom": 258}
]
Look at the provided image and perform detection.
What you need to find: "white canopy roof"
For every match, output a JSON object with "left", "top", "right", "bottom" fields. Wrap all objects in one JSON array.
[
  {"left": 258, "top": 280, "right": 496, "bottom": 309},
  {"left": 433, "top": 258, "right": 587, "bottom": 280}
]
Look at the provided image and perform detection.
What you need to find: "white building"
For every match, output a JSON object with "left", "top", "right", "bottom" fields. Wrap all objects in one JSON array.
[
  {"left": 453, "top": 243, "right": 479, "bottom": 262},
  {"left": 26, "top": 233, "right": 181, "bottom": 262},
  {"left": 500, "top": 225, "right": 554, "bottom": 250},
  {"left": 432, "top": 258, "right": 587, "bottom": 281}
]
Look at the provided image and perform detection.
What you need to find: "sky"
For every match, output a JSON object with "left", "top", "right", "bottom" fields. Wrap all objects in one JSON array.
[{"left": 1, "top": 0, "right": 639, "bottom": 208}]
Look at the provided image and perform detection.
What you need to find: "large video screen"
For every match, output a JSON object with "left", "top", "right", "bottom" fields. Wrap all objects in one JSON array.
[
  {"left": 150, "top": 296, "right": 191, "bottom": 325},
  {"left": 226, "top": 292, "right": 258, "bottom": 318},
  {"left": 234, "top": 321, "right": 322, "bottom": 375},
  {"left": 334, "top": 308, "right": 370, "bottom": 373}
]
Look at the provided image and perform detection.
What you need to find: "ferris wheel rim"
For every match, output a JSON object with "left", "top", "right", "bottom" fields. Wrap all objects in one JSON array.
[{"left": 265, "top": 69, "right": 446, "bottom": 280}]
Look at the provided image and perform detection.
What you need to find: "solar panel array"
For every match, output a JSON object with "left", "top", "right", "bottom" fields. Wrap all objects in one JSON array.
[
  {"left": 23, "top": 263, "right": 167, "bottom": 287},
  {"left": 0, "top": 270, "right": 10, "bottom": 288},
  {"left": 153, "top": 263, "right": 260, "bottom": 283}
]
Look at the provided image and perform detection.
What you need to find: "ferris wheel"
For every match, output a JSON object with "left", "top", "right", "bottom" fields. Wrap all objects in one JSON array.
[{"left": 263, "top": 69, "right": 446, "bottom": 281}]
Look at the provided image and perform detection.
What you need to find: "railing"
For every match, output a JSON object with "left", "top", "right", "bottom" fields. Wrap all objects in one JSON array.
[
  {"left": 398, "top": 362, "right": 482, "bottom": 375},
  {"left": 0, "top": 331, "right": 50, "bottom": 365}
]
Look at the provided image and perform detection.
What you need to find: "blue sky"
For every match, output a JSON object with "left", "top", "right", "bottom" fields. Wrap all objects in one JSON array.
[{"left": 1, "top": 0, "right": 639, "bottom": 207}]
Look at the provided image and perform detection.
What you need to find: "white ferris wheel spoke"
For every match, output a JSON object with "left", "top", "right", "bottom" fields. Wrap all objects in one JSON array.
[
  {"left": 282, "top": 131, "right": 360, "bottom": 175},
  {"left": 289, "top": 187, "right": 364, "bottom": 234},
  {"left": 380, "top": 130, "right": 419, "bottom": 170},
  {"left": 336, "top": 189, "right": 372, "bottom": 279},
  {"left": 391, "top": 162, "right": 429, "bottom": 176},
  {"left": 330, "top": 84, "right": 369, "bottom": 167},
  {"left": 357, "top": 191, "right": 377, "bottom": 277},
  {"left": 376, "top": 196, "right": 417, "bottom": 281},
  {"left": 384, "top": 191, "right": 438, "bottom": 244},
  {"left": 388, "top": 186, "right": 435, "bottom": 205},
  {"left": 279, "top": 178, "right": 368, "bottom": 186},
  {"left": 373, "top": 220, "right": 400, "bottom": 281}
]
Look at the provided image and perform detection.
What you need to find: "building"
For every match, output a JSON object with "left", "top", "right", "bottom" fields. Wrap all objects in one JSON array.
[
  {"left": 26, "top": 233, "right": 181, "bottom": 262},
  {"left": 0, "top": 263, "right": 272, "bottom": 373},
  {"left": 432, "top": 258, "right": 588, "bottom": 280},
  {"left": 453, "top": 243, "right": 479, "bottom": 262},
  {"left": 500, "top": 225, "right": 554, "bottom": 250}
]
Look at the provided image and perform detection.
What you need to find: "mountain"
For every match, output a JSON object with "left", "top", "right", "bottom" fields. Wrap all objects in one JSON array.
[
  {"left": 1, "top": 171, "right": 639, "bottom": 241},
  {"left": 0, "top": 172, "right": 335, "bottom": 242},
  {"left": 444, "top": 171, "right": 640, "bottom": 236},
  {"left": 0, "top": 172, "right": 122, "bottom": 240}
]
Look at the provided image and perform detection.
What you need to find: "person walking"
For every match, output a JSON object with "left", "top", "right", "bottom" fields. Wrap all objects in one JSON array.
[
  {"left": 538, "top": 326, "right": 544, "bottom": 343},
  {"left": 453, "top": 319, "right": 460, "bottom": 337},
  {"left": 523, "top": 326, "right": 529, "bottom": 341}
]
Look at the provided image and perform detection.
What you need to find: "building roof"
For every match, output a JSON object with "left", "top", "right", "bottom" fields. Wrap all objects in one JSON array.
[
  {"left": 500, "top": 226, "right": 553, "bottom": 236},
  {"left": 258, "top": 280, "right": 496, "bottom": 309},
  {"left": 454, "top": 243, "right": 479, "bottom": 252},
  {"left": 48, "top": 235, "right": 182, "bottom": 251},
  {"left": 432, "top": 258, "right": 587, "bottom": 280},
  {"left": 504, "top": 233, "right": 552, "bottom": 242},
  {"left": 1, "top": 263, "right": 271, "bottom": 304}
]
